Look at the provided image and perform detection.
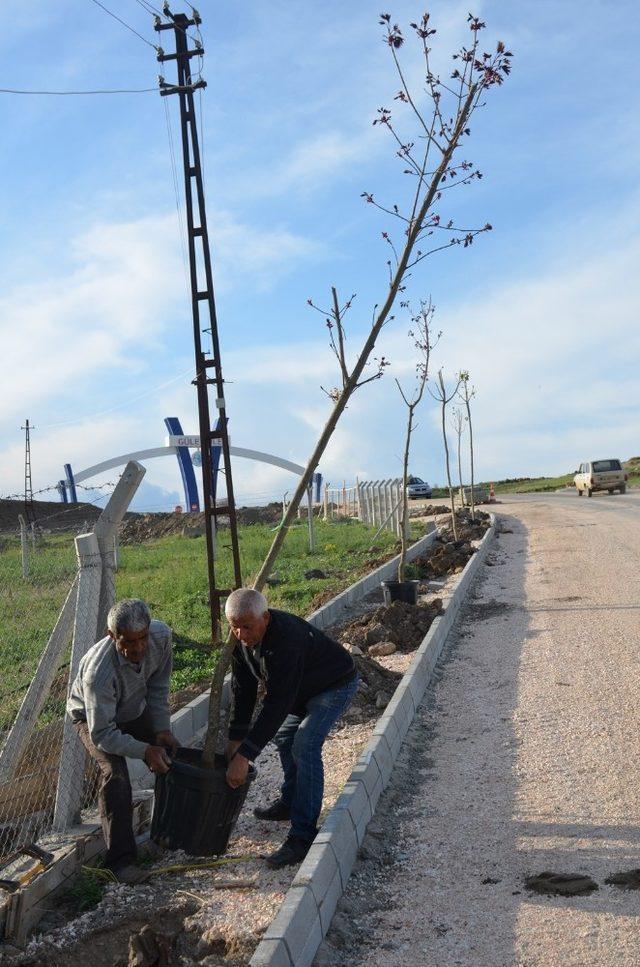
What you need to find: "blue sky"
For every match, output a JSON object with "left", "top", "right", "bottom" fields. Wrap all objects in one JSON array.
[{"left": 1, "top": 0, "right": 639, "bottom": 510}]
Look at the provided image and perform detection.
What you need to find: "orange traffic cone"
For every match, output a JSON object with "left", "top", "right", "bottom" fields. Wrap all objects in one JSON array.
[{"left": 489, "top": 482, "right": 496, "bottom": 502}]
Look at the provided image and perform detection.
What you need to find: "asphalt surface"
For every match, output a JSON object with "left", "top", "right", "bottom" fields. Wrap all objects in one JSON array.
[{"left": 317, "top": 491, "right": 640, "bottom": 966}]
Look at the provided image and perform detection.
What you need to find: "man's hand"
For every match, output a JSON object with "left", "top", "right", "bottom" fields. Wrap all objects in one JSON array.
[
  {"left": 226, "top": 752, "right": 249, "bottom": 789},
  {"left": 144, "top": 745, "right": 172, "bottom": 775},
  {"left": 226, "top": 739, "right": 242, "bottom": 763},
  {"left": 155, "top": 730, "right": 180, "bottom": 755}
]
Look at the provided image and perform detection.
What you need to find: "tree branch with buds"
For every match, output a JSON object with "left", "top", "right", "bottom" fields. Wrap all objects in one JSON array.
[{"left": 395, "top": 300, "right": 440, "bottom": 582}]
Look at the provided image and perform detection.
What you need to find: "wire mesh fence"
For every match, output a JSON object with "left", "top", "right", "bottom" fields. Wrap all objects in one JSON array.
[{"left": 0, "top": 466, "right": 143, "bottom": 862}]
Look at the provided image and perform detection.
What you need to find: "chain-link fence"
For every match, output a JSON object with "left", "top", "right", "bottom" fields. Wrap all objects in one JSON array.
[{"left": 0, "top": 464, "right": 144, "bottom": 862}]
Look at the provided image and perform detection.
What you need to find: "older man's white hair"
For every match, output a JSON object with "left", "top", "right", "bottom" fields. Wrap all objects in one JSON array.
[{"left": 225, "top": 588, "right": 269, "bottom": 619}]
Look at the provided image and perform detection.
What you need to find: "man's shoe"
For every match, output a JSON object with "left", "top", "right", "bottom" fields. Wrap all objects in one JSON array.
[
  {"left": 253, "top": 799, "right": 291, "bottom": 821},
  {"left": 265, "top": 835, "right": 313, "bottom": 869}
]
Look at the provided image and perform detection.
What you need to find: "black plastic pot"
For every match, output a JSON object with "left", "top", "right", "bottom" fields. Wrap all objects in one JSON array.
[
  {"left": 151, "top": 748, "right": 256, "bottom": 856},
  {"left": 381, "top": 579, "right": 420, "bottom": 606}
]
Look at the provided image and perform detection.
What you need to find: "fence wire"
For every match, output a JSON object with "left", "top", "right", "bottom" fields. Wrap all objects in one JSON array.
[{"left": 0, "top": 526, "right": 101, "bottom": 859}]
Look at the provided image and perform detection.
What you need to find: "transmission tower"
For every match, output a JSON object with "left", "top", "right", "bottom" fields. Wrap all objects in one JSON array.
[
  {"left": 156, "top": 8, "right": 242, "bottom": 644},
  {"left": 21, "top": 418, "right": 37, "bottom": 528}
]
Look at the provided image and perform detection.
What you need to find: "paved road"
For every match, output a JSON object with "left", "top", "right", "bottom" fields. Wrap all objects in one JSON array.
[{"left": 317, "top": 493, "right": 640, "bottom": 966}]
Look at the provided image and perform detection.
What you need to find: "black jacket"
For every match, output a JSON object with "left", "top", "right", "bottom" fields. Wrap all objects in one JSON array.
[{"left": 229, "top": 609, "right": 356, "bottom": 761}]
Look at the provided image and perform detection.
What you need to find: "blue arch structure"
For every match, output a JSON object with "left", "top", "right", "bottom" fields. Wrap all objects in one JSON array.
[
  {"left": 164, "top": 417, "right": 201, "bottom": 511},
  {"left": 64, "top": 463, "right": 78, "bottom": 503},
  {"left": 62, "top": 419, "right": 321, "bottom": 511}
]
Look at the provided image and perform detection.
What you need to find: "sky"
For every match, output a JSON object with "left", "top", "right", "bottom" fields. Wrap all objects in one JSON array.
[{"left": 1, "top": 0, "right": 639, "bottom": 511}]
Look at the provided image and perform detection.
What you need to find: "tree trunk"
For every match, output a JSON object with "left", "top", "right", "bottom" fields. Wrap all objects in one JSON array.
[
  {"left": 200, "top": 83, "right": 478, "bottom": 762},
  {"left": 441, "top": 393, "right": 458, "bottom": 541},
  {"left": 398, "top": 406, "right": 414, "bottom": 583},
  {"left": 457, "top": 429, "right": 465, "bottom": 507},
  {"left": 465, "top": 395, "right": 475, "bottom": 522}
]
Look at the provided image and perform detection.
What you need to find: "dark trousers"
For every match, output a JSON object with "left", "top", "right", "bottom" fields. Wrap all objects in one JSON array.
[{"left": 75, "top": 708, "right": 155, "bottom": 870}]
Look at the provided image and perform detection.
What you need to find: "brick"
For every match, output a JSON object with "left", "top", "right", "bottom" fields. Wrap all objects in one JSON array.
[{"left": 334, "top": 780, "right": 372, "bottom": 845}]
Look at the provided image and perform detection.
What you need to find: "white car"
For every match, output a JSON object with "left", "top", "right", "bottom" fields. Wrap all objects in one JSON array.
[
  {"left": 407, "top": 476, "right": 432, "bottom": 500},
  {"left": 574, "top": 459, "right": 627, "bottom": 497}
]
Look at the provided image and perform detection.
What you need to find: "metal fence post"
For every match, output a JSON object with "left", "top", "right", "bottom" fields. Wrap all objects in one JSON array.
[
  {"left": 53, "top": 533, "right": 102, "bottom": 830},
  {"left": 18, "top": 514, "right": 29, "bottom": 579}
]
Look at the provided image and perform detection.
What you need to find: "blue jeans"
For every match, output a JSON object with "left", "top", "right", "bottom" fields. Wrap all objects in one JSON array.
[{"left": 273, "top": 676, "right": 359, "bottom": 843}]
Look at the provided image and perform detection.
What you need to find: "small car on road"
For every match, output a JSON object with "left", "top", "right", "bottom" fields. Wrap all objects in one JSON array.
[
  {"left": 574, "top": 459, "right": 627, "bottom": 497},
  {"left": 407, "top": 476, "right": 432, "bottom": 500}
]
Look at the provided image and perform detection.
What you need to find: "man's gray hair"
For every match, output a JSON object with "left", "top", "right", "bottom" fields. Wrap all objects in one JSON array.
[
  {"left": 225, "top": 588, "right": 268, "bottom": 619},
  {"left": 107, "top": 598, "right": 151, "bottom": 635}
]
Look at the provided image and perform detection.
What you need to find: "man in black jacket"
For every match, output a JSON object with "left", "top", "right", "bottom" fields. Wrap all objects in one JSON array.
[{"left": 225, "top": 588, "right": 358, "bottom": 868}]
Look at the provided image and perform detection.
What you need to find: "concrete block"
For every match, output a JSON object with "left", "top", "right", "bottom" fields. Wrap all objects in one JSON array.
[
  {"left": 294, "top": 842, "right": 339, "bottom": 908},
  {"left": 418, "top": 618, "right": 441, "bottom": 655},
  {"left": 184, "top": 690, "right": 210, "bottom": 730},
  {"left": 406, "top": 666, "right": 427, "bottom": 709},
  {"left": 367, "top": 768, "right": 384, "bottom": 812},
  {"left": 296, "top": 914, "right": 324, "bottom": 967},
  {"left": 170, "top": 706, "right": 195, "bottom": 746},
  {"left": 373, "top": 712, "right": 399, "bottom": 748},
  {"left": 366, "top": 734, "right": 394, "bottom": 786},
  {"left": 349, "top": 751, "right": 381, "bottom": 801},
  {"left": 249, "top": 938, "right": 293, "bottom": 967},
  {"left": 334, "top": 780, "right": 372, "bottom": 844},
  {"left": 318, "top": 867, "right": 343, "bottom": 934},
  {"left": 386, "top": 686, "right": 415, "bottom": 734},
  {"left": 263, "top": 886, "right": 319, "bottom": 963},
  {"left": 315, "top": 810, "right": 358, "bottom": 887}
]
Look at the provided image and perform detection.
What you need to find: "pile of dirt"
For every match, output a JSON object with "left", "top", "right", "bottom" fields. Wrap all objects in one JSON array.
[
  {"left": 118, "top": 503, "right": 284, "bottom": 544},
  {"left": 413, "top": 539, "right": 476, "bottom": 578},
  {"left": 414, "top": 503, "right": 450, "bottom": 516},
  {"left": 349, "top": 654, "right": 402, "bottom": 720},
  {"left": 335, "top": 598, "right": 443, "bottom": 655},
  {"left": 0, "top": 499, "right": 105, "bottom": 535}
]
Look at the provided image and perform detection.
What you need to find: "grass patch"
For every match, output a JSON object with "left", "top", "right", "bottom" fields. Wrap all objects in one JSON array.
[{"left": 0, "top": 518, "right": 402, "bottom": 722}]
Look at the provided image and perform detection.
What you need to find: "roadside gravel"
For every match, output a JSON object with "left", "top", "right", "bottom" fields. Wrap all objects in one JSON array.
[{"left": 318, "top": 499, "right": 640, "bottom": 966}]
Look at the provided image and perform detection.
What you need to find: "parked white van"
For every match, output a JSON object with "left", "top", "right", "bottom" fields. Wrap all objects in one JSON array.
[{"left": 574, "top": 459, "right": 627, "bottom": 497}]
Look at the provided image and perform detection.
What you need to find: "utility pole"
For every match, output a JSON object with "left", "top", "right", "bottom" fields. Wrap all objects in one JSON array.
[
  {"left": 155, "top": 8, "right": 242, "bottom": 643},
  {"left": 21, "top": 419, "right": 37, "bottom": 530}
]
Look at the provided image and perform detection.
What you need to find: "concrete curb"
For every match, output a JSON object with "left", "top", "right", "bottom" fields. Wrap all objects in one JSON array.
[
  {"left": 128, "top": 527, "right": 439, "bottom": 788},
  {"left": 250, "top": 515, "right": 496, "bottom": 967}
]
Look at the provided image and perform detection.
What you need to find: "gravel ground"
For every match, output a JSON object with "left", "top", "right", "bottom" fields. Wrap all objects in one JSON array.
[{"left": 317, "top": 498, "right": 640, "bottom": 966}]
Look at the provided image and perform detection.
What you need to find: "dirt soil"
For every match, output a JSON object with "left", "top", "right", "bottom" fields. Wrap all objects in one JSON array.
[
  {"left": 0, "top": 499, "right": 106, "bottom": 535},
  {"left": 118, "top": 504, "right": 284, "bottom": 544}
]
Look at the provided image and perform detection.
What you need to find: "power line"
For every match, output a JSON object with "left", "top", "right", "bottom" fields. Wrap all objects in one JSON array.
[
  {"left": 0, "top": 86, "right": 157, "bottom": 95},
  {"left": 87, "top": 0, "right": 159, "bottom": 50}
]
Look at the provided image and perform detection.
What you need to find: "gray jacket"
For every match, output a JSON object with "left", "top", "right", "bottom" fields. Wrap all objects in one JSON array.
[{"left": 67, "top": 619, "right": 172, "bottom": 759}]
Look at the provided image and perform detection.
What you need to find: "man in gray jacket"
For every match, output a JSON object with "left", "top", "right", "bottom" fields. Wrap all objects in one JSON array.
[{"left": 67, "top": 599, "right": 177, "bottom": 881}]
